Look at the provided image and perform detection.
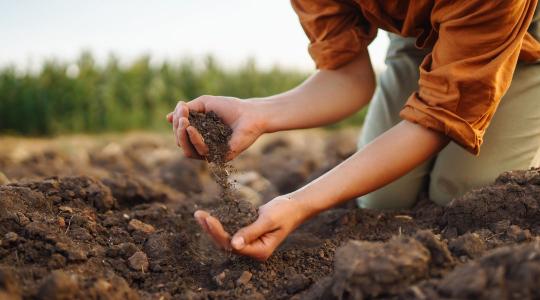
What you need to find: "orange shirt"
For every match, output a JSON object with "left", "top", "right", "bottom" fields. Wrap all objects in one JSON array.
[{"left": 292, "top": 0, "right": 540, "bottom": 154}]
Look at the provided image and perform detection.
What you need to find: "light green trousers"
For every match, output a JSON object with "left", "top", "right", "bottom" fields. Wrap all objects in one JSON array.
[{"left": 357, "top": 33, "right": 540, "bottom": 209}]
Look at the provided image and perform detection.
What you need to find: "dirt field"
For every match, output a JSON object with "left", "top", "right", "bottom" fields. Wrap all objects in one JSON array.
[{"left": 0, "top": 130, "right": 539, "bottom": 300}]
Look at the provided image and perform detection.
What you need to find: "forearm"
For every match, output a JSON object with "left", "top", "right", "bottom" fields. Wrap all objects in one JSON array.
[
  {"left": 290, "top": 121, "right": 450, "bottom": 216},
  {"left": 254, "top": 50, "right": 375, "bottom": 133}
]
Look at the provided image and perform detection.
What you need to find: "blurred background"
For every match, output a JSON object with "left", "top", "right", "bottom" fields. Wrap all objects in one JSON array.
[{"left": 0, "top": 0, "right": 389, "bottom": 136}]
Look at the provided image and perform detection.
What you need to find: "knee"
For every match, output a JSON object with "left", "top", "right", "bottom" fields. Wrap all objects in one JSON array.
[
  {"left": 428, "top": 175, "right": 460, "bottom": 206},
  {"left": 357, "top": 185, "right": 421, "bottom": 210}
]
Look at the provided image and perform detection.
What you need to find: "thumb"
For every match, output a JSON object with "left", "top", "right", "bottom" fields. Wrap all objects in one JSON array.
[
  {"left": 226, "top": 128, "right": 256, "bottom": 161},
  {"left": 231, "top": 216, "right": 275, "bottom": 250},
  {"left": 186, "top": 97, "right": 207, "bottom": 113}
]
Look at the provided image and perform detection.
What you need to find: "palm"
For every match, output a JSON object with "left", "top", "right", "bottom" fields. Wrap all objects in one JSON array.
[
  {"left": 193, "top": 196, "right": 305, "bottom": 261},
  {"left": 201, "top": 97, "right": 262, "bottom": 160}
]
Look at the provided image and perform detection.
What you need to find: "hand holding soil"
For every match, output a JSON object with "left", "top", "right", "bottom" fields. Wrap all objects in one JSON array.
[
  {"left": 169, "top": 105, "right": 300, "bottom": 259},
  {"left": 195, "top": 195, "right": 308, "bottom": 261},
  {"left": 167, "top": 95, "right": 266, "bottom": 161}
]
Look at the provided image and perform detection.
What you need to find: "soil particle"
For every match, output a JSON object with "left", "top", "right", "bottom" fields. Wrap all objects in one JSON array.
[
  {"left": 236, "top": 271, "right": 253, "bottom": 286},
  {"left": 106, "top": 242, "right": 139, "bottom": 259},
  {"left": 284, "top": 273, "right": 310, "bottom": 295},
  {"left": 128, "top": 219, "right": 156, "bottom": 235},
  {"left": 414, "top": 230, "right": 455, "bottom": 271},
  {"left": 55, "top": 242, "right": 88, "bottom": 262},
  {"left": 3, "top": 232, "right": 18, "bottom": 245},
  {"left": 448, "top": 232, "right": 487, "bottom": 259},
  {"left": 128, "top": 251, "right": 149, "bottom": 272},
  {"left": 58, "top": 206, "right": 73, "bottom": 214},
  {"left": 214, "top": 270, "right": 228, "bottom": 287},
  {"left": 507, "top": 224, "right": 532, "bottom": 242}
]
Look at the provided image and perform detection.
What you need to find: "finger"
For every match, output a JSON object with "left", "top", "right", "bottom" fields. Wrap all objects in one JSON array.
[
  {"left": 194, "top": 210, "right": 210, "bottom": 233},
  {"left": 177, "top": 118, "right": 202, "bottom": 159},
  {"left": 226, "top": 127, "right": 258, "bottom": 161},
  {"left": 175, "top": 117, "right": 185, "bottom": 148},
  {"left": 180, "top": 102, "right": 190, "bottom": 119},
  {"left": 186, "top": 126, "right": 209, "bottom": 156},
  {"left": 204, "top": 215, "right": 232, "bottom": 250},
  {"left": 174, "top": 101, "right": 189, "bottom": 147},
  {"left": 173, "top": 115, "right": 180, "bottom": 145},
  {"left": 173, "top": 101, "right": 185, "bottom": 131},
  {"left": 186, "top": 97, "right": 207, "bottom": 113},
  {"left": 231, "top": 215, "right": 275, "bottom": 251},
  {"left": 166, "top": 112, "right": 173, "bottom": 123},
  {"left": 236, "top": 231, "right": 281, "bottom": 261},
  {"left": 226, "top": 133, "right": 245, "bottom": 161}
]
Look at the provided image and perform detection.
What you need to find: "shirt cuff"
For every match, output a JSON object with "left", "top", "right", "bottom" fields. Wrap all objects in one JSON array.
[
  {"left": 400, "top": 92, "right": 484, "bottom": 155},
  {"left": 308, "top": 28, "right": 372, "bottom": 70}
]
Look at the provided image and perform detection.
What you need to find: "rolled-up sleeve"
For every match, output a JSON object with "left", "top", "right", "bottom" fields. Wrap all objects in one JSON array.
[
  {"left": 400, "top": 0, "right": 540, "bottom": 155},
  {"left": 291, "top": 0, "right": 376, "bottom": 69}
]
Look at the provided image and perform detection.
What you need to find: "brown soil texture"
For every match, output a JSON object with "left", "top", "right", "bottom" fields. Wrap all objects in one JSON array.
[
  {"left": 0, "top": 132, "right": 539, "bottom": 299},
  {"left": 188, "top": 111, "right": 232, "bottom": 165},
  {"left": 188, "top": 111, "right": 258, "bottom": 234}
]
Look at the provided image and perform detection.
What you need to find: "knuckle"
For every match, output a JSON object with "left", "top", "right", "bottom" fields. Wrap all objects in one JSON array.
[
  {"left": 198, "top": 95, "right": 216, "bottom": 104},
  {"left": 260, "top": 214, "right": 276, "bottom": 227}
]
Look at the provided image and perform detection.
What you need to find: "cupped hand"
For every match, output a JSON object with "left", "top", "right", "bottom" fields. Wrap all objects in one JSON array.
[
  {"left": 193, "top": 196, "right": 309, "bottom": 261},
  {"left": 166, "top": 95, "right": 266, "bottom": 161}
]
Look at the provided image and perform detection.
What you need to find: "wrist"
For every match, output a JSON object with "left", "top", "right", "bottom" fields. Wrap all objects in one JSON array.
[
  {"left": 242, "top": 98, "right": 269, "bottom": 134},
  {"left": 285, "top": 189, "right": 326, "bottom": 221},
  {"left": 246, "top": 97, "right": 288, "bottom": 134}
]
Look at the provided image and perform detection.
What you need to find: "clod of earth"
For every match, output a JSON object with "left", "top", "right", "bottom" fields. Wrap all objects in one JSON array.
[
  {"left": 128, "top": 251, "right": 149, "bottom": 272},
  {"left": 128, "top": 219, "right": 156, "bottom": 235},
  {"left": 188, "top": 111, "right": 258, "bottom": 234}
]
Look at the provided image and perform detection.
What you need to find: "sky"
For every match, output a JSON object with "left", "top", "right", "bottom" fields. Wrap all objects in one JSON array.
[{"left": 0, "top": 0, "right": 389, "bottom": 72}]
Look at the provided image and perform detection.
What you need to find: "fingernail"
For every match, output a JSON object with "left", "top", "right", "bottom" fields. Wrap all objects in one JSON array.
[
  {"left": 231, "top": 236, "right": 245, "bottom": 250},
  {"left": 195, "top": 217, "right": 204, "bottom": 228}
]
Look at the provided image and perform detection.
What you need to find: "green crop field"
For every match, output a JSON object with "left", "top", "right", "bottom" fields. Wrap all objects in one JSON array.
[{"left": 0, "top": 53, "right": 366, "bottom": 136}]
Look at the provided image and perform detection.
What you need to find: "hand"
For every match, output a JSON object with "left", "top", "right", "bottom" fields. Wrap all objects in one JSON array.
[
  {"left": 166, "top": 96, "right": 266, "bottom": 161},
  {"left": 193, "top": 196, "right": 311, "bottom": 261}
]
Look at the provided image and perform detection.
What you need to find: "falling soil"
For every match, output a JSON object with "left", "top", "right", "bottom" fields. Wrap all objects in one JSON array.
[
  {"left": 1, "top": 132, "right": 540, "bottom": 299},
  {"left": 188, "top": 111, "right": 258, "bottom": 234}
]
